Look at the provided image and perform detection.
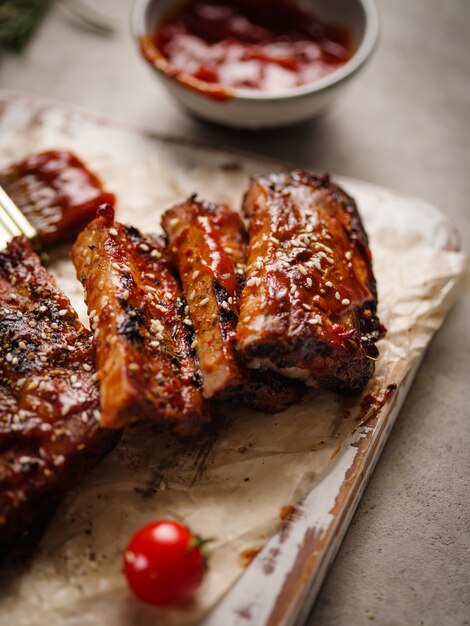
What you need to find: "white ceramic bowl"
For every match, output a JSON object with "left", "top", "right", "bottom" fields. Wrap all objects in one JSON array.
[{"left": 132, "top": 0, "right": 379, "bottom": 129}]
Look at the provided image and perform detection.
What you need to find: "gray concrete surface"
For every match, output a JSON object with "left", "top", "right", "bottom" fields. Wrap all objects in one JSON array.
[{"left": 1, "top": 1, "right": 468, "bottom": 624}]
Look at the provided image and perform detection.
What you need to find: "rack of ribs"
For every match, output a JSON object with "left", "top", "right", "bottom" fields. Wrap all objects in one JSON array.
[
  {"left": 71, "top": 204, "right": 208, "bottom": 434},
  {"left": 236, "top": 170, "right": 384, "bottom": 392},
  {"left": 162, "top": 196, "right": 304, "bottom": 413},
  {"left": 0, "top": 236, "right": 119, "bottom": 545},
  {"left": 0, "top": 150, "right": 115, "bottom": 247}
]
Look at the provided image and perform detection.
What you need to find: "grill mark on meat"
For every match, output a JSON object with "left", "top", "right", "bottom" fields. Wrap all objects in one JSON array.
[{"left": 117, "top": 303, "right": 145, "bottom": 345}]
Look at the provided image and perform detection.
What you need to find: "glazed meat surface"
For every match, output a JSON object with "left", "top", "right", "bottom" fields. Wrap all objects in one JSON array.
[
  {"left": 162, "top": 196, "right": 304, "bottom": 413},
  {"left": 237, "top": 170, "right": 384, "bottom": 391},
  {"left": 71, "top": 204, "right": 208, "bottom": 434},
  {"left": 0, "top": 150, "right": 115, "bottom": 247},
  {"left": 0, "top": 237, "right": 118, "bottom": 545}
]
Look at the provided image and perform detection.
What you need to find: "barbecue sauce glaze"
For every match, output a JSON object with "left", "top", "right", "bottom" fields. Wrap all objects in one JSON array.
[{"left": 141, "top": 0, "right": 352, "bottom": 100}]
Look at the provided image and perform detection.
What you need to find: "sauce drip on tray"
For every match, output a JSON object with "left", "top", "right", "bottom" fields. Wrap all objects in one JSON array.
[{"left": 143, "top": 0, "right": 352, "bottom": 99}]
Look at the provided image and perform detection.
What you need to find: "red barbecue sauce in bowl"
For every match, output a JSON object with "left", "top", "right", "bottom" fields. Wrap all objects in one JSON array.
[{"left": 141, "top": 0, "right": 353, "bottom": 100}]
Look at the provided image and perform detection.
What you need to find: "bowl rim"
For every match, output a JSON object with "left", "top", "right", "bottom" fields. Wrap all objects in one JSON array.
[{"left": 131, "top": 0, "right": 380, "bottom": 102}]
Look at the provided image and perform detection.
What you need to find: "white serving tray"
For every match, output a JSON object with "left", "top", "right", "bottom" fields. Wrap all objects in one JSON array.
[{"left": 0, "top": 92, "right": 459, "bottom": 626}]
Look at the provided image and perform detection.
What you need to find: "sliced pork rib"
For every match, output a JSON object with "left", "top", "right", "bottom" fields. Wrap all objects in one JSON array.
[
  {"left": 162, "top": 196, "right": 304, "bottom": 413},
  {"left": 236, "top": 170, "right": 384, "bottom": 391},
  {"left": 0, "top": 236, "right": 118, "bottom": 544},
  {"left": 71, "top": 204, "right": 208, "bottom": 434}
]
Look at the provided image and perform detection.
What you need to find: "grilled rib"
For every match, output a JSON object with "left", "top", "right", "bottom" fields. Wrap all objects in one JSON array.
[
  {"left": 0, "top": 236, "right": 118, "bottom": 544},
  {"left": 237, "top": 170, "right": 384, "bottom": 391},
  {"left": 162, "top": 196, "right": 304, "bottom": 413},
  {"left": 0, "top": 150, "right": 115, "bottom": 246},
  {"left": 71, "top": 204, "right": 208, "bottom": 434}
]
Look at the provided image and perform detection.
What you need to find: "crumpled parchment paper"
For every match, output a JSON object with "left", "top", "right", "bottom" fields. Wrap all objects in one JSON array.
[{"left": 0, "top": 118, "right": 468, "bottom": 626}]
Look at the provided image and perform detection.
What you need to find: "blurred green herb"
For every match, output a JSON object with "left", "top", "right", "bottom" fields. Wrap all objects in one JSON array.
[
  {"left": 0, "top": 0, "right": 52, "bottom": 51},
  {"left": 0, "top": 0, "right": 115, "bottom": 52}
]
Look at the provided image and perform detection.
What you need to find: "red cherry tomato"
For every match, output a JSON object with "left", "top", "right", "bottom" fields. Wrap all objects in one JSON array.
[{"left": 123, "top": 520, "right": 205, "bottom": 606}]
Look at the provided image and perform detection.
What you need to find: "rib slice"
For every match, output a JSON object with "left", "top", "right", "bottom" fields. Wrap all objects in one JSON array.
[
  {"left": 0, "top": 150, "right": 115, "bottom": 246},
  {"left": 162, "top": 196, "right": 304, "bottom": 413},
  {"left": 0, "top": 236, "right": 118, "bottom": 545},
  {"left": 237, "top": 171, "right": 384, "bottom": 391},
  {"left": 71, "top": 204, "right": 208, "bottom": 434}
]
